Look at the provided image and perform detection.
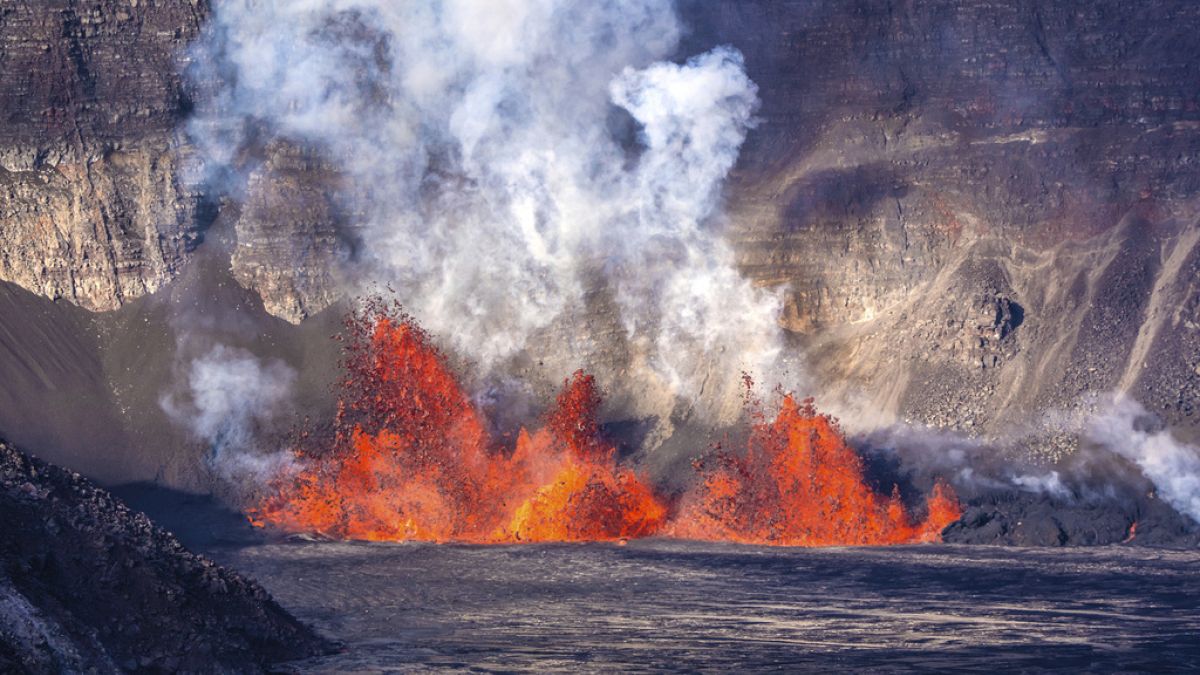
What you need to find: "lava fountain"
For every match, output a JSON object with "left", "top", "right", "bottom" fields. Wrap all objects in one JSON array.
[
  {"left": 669, "top": 391, "right": 962, "bottom": 546},
  {"left": 250, "top": 301, "right": 960, "bottom": 545},
  {"left": 249, "top": 300, "right": 667, "bottom": 543}
]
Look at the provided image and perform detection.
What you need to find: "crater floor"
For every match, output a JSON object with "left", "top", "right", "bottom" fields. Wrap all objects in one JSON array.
[{"left": 217, "top": 540, "right": 1200, "bottom": 671}]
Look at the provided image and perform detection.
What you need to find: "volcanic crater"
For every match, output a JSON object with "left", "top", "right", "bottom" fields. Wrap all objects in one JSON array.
[{"left": 1, "top": 0, "right": 1200, "bottom": 671}]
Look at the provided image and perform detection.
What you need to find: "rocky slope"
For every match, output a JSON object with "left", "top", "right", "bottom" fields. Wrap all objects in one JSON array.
[
  {"left": 691, "top": 0, "right": 1200, "bottom": 448},
  {"left": 0, "top": 439, "right": 330, "bottom": 672}
]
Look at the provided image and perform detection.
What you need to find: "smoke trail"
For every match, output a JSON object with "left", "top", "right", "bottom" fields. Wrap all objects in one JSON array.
[
  {"left": 1084, "top": 395, "right": 1200, "bottom": 523},
  {"left": 160, "top": 344, "right": 298, "bottom": 483},
  {"left": 184, "top": 0, "right": 784, "bottom": 418},
  {"left": 609, "top": 49, "right": 781, "bottom": 399},
  {"left": 856, "top": 423, "right": 1076, "bottom": 500},
  {"left": 856, "top": 392, "right": 1200, "bottom": 527}
]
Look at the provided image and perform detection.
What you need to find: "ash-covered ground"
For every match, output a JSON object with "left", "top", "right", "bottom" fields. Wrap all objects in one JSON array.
[{"left": 216, "top": 540, "right": 1200, "bottom": 672}]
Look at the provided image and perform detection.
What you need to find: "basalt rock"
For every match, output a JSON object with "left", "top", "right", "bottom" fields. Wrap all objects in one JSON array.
[
  {"left": 0, "top": 439, "right": 331, "bottom": 672},
  {"left": 230, "top": 141, "right": 352, "bottom": 324},
  {"left": 942, "top": 490, "right": 1200, "bottom": 548},
  {"left": 0, "top": 142, "right": 203, "bottom": 311}
]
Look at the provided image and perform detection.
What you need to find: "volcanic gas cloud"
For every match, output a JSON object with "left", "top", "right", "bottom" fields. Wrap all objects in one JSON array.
[{"left": 251, "top": 302, "right": 961, "bottom": 546}]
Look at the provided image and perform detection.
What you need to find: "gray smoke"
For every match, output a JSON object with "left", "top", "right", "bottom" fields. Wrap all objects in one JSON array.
[
  {"left": 160, "top": 344, "right": 298, "bottom": 483},
  {"left": 184, "top": 0, "right": 785, "bottom": 422},
  {"left": 856, "top": 392, "right": 1200, "bottom": 525},
  {"left": 856, "top": 423, "right": 1075, "bottom": 500}
]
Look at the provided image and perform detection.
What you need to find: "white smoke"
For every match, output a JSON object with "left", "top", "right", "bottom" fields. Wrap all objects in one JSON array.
[
  {"left": 1007, "top": 470, "right": 1071, "bottom": 499},
  {"left": 1084, "top": 395, "right": 1200, "bottom": 523},
  {"left": 160, "top": 344, "right": 298, "bottom": 482},
  {"left": 608, "top": 50, "right": 781, "bottom": 397},
  {"left": 861, "top": 394, "right": 1200, "bottom": 523},
  {"left": 858, "top": 423, "right": 1077, "bottom": 499},
  {"left": 185, "top": 0, "right": 784, "bottom": 418}
]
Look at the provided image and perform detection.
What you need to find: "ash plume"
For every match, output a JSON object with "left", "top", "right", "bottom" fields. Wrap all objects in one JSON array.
[{"left": 182, "top": 0, "right": 785, "bottom": 422}]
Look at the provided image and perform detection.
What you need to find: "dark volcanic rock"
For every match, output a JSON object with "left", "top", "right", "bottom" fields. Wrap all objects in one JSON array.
[
  {"left": 0, "top": 0, "right": 206, "bottom": 160},
  {"left": 0, "top": 439, "right": 330, "bottom": 673},
  {"left": 943, "top": 491, "right": 1200, "bottom": 547}
]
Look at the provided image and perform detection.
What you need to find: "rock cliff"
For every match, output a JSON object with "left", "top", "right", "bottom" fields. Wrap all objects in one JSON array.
[
  {"left": 693, "top": 0, "right": 1200, "bottom": 444},
  {"left": 0, "top": 0, "right": 207, "bottom": 310},
  {"left": 0, "top": 0, "right": 1197, "bottom": 480},
  {"left": 230, "top": 141, "right": 351, "bottom": 323}
]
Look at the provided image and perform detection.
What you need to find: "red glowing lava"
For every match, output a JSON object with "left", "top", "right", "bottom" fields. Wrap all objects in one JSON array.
[
  {"left": 250, "top": 301, "right": 961, "bottom": 546},
  {"left": 249, "top": 301, "right": 665, "bottom": 542},
  {"left": 669, "top": 394, "right": 962, "bottom": 546}
]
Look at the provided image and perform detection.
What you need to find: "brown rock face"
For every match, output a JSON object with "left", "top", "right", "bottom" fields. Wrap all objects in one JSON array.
[
  {"left": 0, "top": 145, "right": 201, "bottom": 310},
  {"left": 0, "top": 0, "right": 206, "bottom": 311},
  {"left": 681, "top": 0, "right": 1200, "bottom": 443},
  {"left": 230, "top": 142, "right": 350, "bottom": 324}
]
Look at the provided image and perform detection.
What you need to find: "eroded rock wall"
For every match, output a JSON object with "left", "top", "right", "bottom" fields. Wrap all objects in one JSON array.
[
  {"left": 230, "top": 141, "right": 351, "bottom": 324},
  {"left": 0, "top": 0, "right": 206, "bottom": 310},
  {"left": 684, "top": 0, "right": 1200, "bottom": 443}
]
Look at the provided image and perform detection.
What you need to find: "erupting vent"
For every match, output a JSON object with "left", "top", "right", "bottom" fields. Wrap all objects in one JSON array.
[
  {"left": 670, "top": 393, "right": 962, "bottom": 546},
  {"left": 249, "top": 302, "right": 666, "bottom": 542},
  {"left": 250, "top": 301, "right": 960, "bottom": 545}
]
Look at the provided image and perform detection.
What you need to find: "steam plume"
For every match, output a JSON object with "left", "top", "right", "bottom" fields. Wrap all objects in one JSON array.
[
  {"left": 857, "top": 423, "right": 1075, "bottom": 500},
  {"left": 857, "top": 393, "right": 1200, "bottom": 526},
  {"left": 1084, "top": 395, "right": 1200, "bottom": 523},
  {"left": 184, "top": 0, "right": 784, "bottom": 418},
  {"left": 160, "top": 344, "right": 298, "bottom": 483}
]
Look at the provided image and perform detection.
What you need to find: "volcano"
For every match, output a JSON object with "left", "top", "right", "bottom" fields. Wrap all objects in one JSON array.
[
  {"left": 1, "top": 0, "right": 1200, "bottom": 671},
  {"left": 248, "top": 301, "right": 960, "bottom": 545}
]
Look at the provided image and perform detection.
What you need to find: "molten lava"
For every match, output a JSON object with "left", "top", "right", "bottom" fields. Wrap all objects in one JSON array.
[
  {"left": 250, "top": 301, "right": 961, "bottom": 546},
  {"left": 670, "top": 394, "right": 962, "bottom": 546},
  {"left": 249, "top": 303, "right": 665, "bottom": 542}
]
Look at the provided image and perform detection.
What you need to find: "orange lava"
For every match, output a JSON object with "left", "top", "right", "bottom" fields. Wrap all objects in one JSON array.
[
  {"left": 249, "top": 304, "right": 665, "bottom": 543},
  {"left": 250, "top": 301, "right": 961, "bottom": 546},
  {"left": 669, "top": 395, "right": 962, "bottom": 546}
]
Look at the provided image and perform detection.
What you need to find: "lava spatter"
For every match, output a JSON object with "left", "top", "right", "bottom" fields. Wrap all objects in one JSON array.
[
  {"left": 250, "top": 302, "right": 667, "bottom": 543},
  {"left": 669, "top": 394, "right": 962, "bottom": 546},
  {"left": 250, "top": 301, "right": 959, "bottom": 546}
]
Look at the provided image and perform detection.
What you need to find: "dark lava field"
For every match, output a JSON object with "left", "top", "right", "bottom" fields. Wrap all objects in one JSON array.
[{"left": 217, "top": 540, "right": 1200, "bottom": 672}]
